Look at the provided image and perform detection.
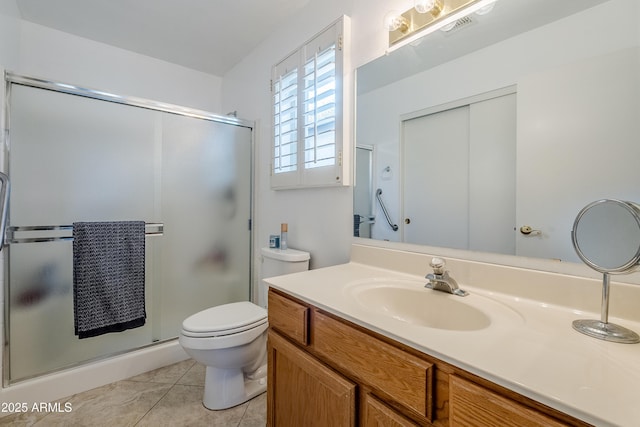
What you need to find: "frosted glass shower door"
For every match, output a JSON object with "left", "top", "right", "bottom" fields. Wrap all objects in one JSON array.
[
  {"left": 157, "top": 113, "right": 252, "bottom": 339},
  {"left": 6, "top": 79, "right": 253, "bottom": 383},
  {"left": 7, "top": 85, "right": 158, "bottom": 381}
]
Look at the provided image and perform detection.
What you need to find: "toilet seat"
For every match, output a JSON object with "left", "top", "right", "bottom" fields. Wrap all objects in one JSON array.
[{"left": 181, "top": 301, "right": 267, "bottom": 338}]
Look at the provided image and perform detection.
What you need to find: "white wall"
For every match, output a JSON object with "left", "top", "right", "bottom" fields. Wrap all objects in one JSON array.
[
  {"left": 221, "top": 0, "right": 398, "bottom": 278},
  {"left": 1, "top": 0, "right": 223, "bottom": 112},
  {"left": 516, "top": 46, "right": 640, "bottom": 261},
  {"left": 0, "top": 1, "right": 20, "bottom": 70},
  {"left": 15, "top": 22, "right": 223, "bottom": 113}
]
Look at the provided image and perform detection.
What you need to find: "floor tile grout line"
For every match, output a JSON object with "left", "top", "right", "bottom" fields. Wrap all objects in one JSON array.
[
  {"left": 237, "top": 398, "right": 250, "bottom": 426},
  {"left": 132, "top": 360, "right": 198, "bottom": 426},
  {"left": 174, "top": 359, "right": 198, "bottom": 386},
  {"left": 132, "top": 382, "right": 176, "bottom": 426}
]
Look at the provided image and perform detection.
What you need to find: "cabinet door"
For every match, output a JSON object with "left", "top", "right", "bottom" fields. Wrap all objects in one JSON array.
[
  {"left": 268, "top": 331, "right": 356, "bottom": 427},
  {"left": 450, "top": 376, "right": 566, "bottom": 427},
  {"left": 362, "top": 393, "right": 418, "bottom": 427}
]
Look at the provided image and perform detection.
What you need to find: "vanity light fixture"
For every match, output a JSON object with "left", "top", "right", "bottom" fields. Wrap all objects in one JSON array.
[{"left": 387, "top": 0, "right": 498, "bottom": 49}]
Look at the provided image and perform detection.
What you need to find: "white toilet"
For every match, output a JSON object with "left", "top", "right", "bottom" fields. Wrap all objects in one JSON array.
[{"left": 179, "top": 247, "right": 310, "bottom": 410}]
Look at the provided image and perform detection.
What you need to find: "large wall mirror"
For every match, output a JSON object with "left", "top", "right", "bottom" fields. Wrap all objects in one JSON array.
[{"left": 354, "top": 0, "right": 640, "bottom": 265}]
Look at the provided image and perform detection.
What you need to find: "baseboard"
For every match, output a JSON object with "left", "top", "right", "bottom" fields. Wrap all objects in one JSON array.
[{"left": 0, "top": 339, "right": 189, "bottom": 412}]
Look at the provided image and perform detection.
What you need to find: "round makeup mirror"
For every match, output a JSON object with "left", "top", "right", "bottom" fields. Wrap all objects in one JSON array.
[{"left": 571, "top": 199, "right": 640, "bottom": 344}]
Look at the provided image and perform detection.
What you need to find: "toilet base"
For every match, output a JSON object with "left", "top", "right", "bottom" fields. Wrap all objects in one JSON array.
[{"left": 202, "top": 364, "right": 267, "bottom": 410}]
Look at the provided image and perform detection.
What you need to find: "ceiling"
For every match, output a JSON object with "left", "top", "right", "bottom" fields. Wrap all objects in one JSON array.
[{"left": 15, "top": 0, "right": 312, "bottom": 76}]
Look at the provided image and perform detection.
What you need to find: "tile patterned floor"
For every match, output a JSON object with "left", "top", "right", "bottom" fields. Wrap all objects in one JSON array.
[{"left": 0, "top": 359, "right": 266, "bottom": 426}]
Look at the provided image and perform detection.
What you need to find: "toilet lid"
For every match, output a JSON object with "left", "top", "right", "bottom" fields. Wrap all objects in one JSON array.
[{"left": 182, "top": 302, "right": 267, "bottom": 336}]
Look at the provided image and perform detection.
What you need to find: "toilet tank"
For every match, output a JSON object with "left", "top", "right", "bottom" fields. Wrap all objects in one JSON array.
[{"left": 259, "top": 247, "right": 310, "bottom": 307}]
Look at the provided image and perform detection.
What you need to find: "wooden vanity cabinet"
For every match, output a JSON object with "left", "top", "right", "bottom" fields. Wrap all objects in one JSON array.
[{"left": 267, "top": 289, "right": 591, "bottom": 427}]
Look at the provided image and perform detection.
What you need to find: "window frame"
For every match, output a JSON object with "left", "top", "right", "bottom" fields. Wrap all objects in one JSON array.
[{"left": 271, "top": 16, "right": 351, "bottom": 190}]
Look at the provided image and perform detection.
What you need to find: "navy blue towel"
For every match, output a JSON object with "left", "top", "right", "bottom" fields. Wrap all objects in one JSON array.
[{"left": 73, "top": 221, "right": 146, "bottom": 339}]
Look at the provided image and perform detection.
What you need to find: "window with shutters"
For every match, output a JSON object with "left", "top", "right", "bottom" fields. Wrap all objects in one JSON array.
[
  {"left": 273, "top": 58, "right": 299, "bottom": 175},
  {"left": 271, "top": 16, "right": 351, "bottom": 189}
]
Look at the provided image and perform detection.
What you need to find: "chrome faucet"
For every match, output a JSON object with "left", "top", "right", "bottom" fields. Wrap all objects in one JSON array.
[{"left": 425, "top": 258, "right": 468, "bottom": 297}]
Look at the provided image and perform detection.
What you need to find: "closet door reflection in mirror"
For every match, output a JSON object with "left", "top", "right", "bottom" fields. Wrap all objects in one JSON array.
[{"left": 401, "top": 92, "right": 515, "bottom": 252}]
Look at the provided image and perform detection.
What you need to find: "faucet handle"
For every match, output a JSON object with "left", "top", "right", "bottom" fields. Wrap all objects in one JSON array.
[{"left": 430, "top": 257, "right": 446, "bottom": 275}]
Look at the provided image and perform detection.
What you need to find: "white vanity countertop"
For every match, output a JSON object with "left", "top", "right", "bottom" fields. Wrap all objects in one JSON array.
[{"left": 265, "top": 261, "right": 640, "bottom": 427}]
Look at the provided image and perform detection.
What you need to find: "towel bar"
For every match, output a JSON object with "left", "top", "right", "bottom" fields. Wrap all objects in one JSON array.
[{"left": 6, "top": 223, "right": 164, "bottom": 244}]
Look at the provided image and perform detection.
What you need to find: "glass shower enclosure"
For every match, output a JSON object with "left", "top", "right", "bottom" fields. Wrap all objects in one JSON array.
[{"left": 3, "top": 73, "right": 253, "bottom": 383}]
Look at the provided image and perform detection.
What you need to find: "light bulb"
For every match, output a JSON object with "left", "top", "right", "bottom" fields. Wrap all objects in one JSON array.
[
  {"left": 384, "top": 11, "right": 409, "bottom": 32},
  {"left": 414, "top": 0, "right": 434, "bottom": 13},
  {"left": 414, "top": 0, "right": 442, "bottom": 17}
]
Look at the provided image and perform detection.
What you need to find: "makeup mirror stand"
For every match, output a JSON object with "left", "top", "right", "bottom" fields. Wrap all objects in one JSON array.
[
  {"left": 571, "top": 199, "right": 640, "bottom": 344},
  {"left": 572, "top": 272, "right": 639, "bottom": 344}
]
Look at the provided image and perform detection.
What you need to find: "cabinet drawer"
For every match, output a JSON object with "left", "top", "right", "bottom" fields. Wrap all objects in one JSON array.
[
  {"left": 268, "top": 290, "right": 309, "bottom": 346},
  {"left": 313, "top": 311, "right": 433, "bottom": 420},
  {"left": 449, "top": 376, "right": 566, "bottom": 427}
]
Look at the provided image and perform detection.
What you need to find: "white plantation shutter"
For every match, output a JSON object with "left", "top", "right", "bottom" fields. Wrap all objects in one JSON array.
[
  {"left": 272, "top": 52, "right": 299, "bottom": 186},
  {"left": 304, "top": 42, "right": 336, "bottom": 170},
  {"left": 271, "top": 16, "right": 350, "bottom": 189}
]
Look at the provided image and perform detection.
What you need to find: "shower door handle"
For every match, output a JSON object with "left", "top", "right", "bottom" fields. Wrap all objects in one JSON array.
[{"left": 0, "top": 172, "right": 9, "bottom": 251}]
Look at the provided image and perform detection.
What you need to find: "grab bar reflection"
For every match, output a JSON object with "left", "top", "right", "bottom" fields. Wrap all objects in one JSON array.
[
  {"left": 0, "top": 172, "right": 9, "bottom": 250},
  {"left": 375, "top": 189, "right": 398, "bottom": 232},
  {"left": 6, "top": 223, "right": 164, "bottom": 244},
  {"left": 357, "top": 214, "right": 376, "bottom": 225}
]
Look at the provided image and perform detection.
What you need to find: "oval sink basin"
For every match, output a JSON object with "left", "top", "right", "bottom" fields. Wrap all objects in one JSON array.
[{"left": 346, "top": 279, "right": 522, "bottom": 331}]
